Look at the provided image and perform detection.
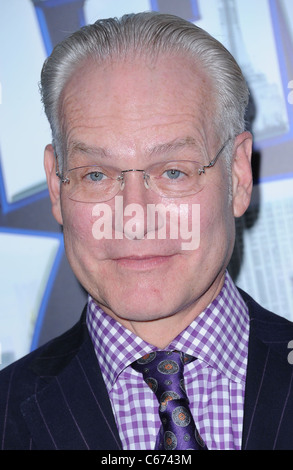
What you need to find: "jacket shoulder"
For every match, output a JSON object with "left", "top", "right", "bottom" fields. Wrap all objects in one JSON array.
[
  {"left": 239, "top": 288, "right": 293, "bottom": 356},
  {"left": 0, "top": 309, "right": 86, "bottom": 378},
  {"left": 0, "top": 311, "right": 86, "bottom": 449}
]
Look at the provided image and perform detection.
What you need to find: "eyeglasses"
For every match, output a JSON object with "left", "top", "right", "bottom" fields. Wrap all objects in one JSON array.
[{"left": 56, "top": 138, "right": 231, "bottom": 203}]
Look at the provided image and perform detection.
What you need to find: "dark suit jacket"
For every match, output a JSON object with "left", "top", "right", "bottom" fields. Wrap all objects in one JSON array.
[{"left": 1, "top": 290, "right": 293, "bottom": 450}]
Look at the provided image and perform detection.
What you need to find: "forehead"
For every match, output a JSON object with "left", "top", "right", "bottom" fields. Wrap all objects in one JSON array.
[{"left": 60, "top": 53, "right": 215, "bottom": 160}]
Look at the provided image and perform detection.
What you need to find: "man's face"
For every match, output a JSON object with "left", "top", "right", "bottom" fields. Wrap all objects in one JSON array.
[{"left": 45, "top": 53, "right": 252, "bottom": 337}]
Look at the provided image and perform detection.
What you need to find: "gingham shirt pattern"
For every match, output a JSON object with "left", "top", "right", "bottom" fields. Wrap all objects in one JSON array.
[{"left": 86, "top": 271, "right": 250, "bottom": 450}]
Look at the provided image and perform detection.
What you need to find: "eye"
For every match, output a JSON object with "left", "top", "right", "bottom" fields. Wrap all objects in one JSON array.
[
  {"left": 86, "top": 171, "right": 106, "bottom": 182},
  {"left": 164, "top": 169, "right": 184, "bottom": 180}
]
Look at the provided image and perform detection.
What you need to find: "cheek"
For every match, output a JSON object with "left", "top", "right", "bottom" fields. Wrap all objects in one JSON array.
[
  {"left": 62, "top": 203, "right": 109, "bottom": 261},
  {"left": 63, "top": 204, "right": 91, "bottom": 241},
  {"left": 196, "top": 185, "right": 234, "bottom": 251},
  {"left": 176, "top": 203, "right": 201, "bottom": 251}
]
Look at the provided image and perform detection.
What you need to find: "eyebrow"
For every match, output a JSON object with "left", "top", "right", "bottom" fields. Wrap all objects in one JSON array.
[
  {"left": 147, "top": 137, "right": 203, "bottom": 157},
  {"left": 68, "top": 141, "right": 112, "bottom": 159},
  {"left": 68, "top": 136, "right": 203, "bottom": 162}
]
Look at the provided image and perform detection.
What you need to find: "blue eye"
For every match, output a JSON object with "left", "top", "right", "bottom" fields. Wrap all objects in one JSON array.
[
  {"left": 165, "top": 169, "right": 182, "bottom": 180},
  {"left": 88, "top": 171, "right": 105, "bottom": 181}
]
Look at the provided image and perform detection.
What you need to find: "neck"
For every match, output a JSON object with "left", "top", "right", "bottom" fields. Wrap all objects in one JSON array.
[{"left": 101, "top": 272, "right": 226, "bottom": 348}]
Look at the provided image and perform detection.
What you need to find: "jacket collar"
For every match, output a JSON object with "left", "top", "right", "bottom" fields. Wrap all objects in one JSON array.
[
  {"left": 21, "top": 293, "right": 293, "bottom": 450},
  {"left": 21, "top": 312, "right": 122, "bottom": 450},
  {"left": 241, "top": 290, "right": 293, "bottom": 450}
]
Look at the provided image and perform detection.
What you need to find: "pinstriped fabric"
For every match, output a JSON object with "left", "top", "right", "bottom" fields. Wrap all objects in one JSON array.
[
  {"left": 273, "top": 369, "right": 293, "bottom": 449},
  {"left": 1, "top": 362, "right": 15, "bottom": 450},
  {"left": 0, "top": 310, "right": 122, "bottom": 450},
  {"left": 75, "top": 355, "right": 122, "bottom": 448},
  {"left": 12, "top": 332, "right": 122, "bottom": 450},
  {"left": 55, "top": 375, "right": 90, "bottom": 449},
  {"left": 242, "top": 348, "right": 270, "bottom": 450},
  {"left": 240, "top": 313, "right": 293, "bottom": 450},
  {"left": 2, "top": 290, "right": 293, "bottom": 449},
  {"left": 1, "top": 361, "right": 40, "bottom": 450},
  {"left": 33, "top": 385, "right": 58, "bottom": 449},
  {"left": 23, "top": 354, "right": 121, "bottom": 450}
]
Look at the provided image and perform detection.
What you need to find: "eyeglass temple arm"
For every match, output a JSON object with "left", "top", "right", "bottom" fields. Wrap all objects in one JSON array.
[
  {"left": 198, "top": 138, "right": 232, "bottom": 175},
  {"left": 54, "top": 152, "right": 70, "bottom": 183}
]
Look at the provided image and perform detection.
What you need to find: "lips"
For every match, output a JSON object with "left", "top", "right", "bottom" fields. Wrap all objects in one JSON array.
[{"left": 112, "top": 253, "right": 177, "bottom": 270}]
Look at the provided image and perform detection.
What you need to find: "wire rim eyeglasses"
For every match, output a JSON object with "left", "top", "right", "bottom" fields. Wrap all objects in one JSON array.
[{"left": 56, "top": 138, "right": 232, "bottom": 203}]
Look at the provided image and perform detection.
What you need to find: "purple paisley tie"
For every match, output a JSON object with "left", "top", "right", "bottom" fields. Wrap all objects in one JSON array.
[{"left": 132, "top": 350, "right": 208, "bottom": 450}]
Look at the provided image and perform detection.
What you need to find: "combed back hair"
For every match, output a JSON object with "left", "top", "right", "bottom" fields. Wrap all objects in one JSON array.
[{"left": 40, "top": 11, "right": 249, "bottom": 172}]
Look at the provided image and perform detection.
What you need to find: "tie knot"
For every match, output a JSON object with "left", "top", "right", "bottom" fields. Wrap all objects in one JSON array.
[
  {"left": 131, "top": 350, "right": 207, "bottom": 450},
  {"left": 132, "top": 350, "right": 194, "bottom": 372},
  {"left": 132, "top": 350, "right": 194, "bottom": 399}
]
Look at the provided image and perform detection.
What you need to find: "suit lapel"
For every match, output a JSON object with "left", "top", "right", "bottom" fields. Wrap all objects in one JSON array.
[
  {"left": 21, "top": 322, "right": 122, "bottom": 450},
  {"left": 19, "top": 293, "right": 293, "bottom": 450},
  {"left": 242, "top": 317, "right": 293, "bottom": 450}
]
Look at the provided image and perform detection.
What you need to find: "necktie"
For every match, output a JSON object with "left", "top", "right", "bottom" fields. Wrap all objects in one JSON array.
[{"left": 132, "top": 350, "right": 208, "bottom": 450}]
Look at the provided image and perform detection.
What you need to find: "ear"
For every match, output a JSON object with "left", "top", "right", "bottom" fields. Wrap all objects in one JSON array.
[
  {"left": 44, "top": 144, "right": 63, "bottom": 225},
  {"left": 231, "top": 131, "right": 253, "bottom": 218}
]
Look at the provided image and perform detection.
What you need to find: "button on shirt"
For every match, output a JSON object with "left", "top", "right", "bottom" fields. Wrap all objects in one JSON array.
[{"left": 86, "top": 271, "right": 250, "bottom": 450}]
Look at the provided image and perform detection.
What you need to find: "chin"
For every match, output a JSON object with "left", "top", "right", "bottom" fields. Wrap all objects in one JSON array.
[
  {"left": 97, "top": 285, "right": 175, "bottom": 323},
  {"left": 108, "top": 295, "right": 165, "bottom": 320}
]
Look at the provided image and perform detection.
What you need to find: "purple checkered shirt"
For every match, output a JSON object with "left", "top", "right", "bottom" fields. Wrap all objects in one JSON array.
[{"left": 86, "top": 271, "right": 250, "bottom": 450}]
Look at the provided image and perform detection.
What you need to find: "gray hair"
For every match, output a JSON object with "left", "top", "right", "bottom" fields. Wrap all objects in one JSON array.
[{"left": 40, "top": 11, "right": 249, "bottom": 172}]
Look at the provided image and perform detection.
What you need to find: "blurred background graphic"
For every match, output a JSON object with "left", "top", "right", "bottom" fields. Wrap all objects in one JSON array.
[{"left": 0, "top": 0, "right": 292, "bottom": 369}]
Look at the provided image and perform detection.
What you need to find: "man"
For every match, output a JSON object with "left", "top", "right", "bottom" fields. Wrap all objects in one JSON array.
[{"left": 1, "top": 12, "right": 293, "bottom": 451}]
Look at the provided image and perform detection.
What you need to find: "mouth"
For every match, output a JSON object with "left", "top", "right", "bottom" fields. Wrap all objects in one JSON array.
[{"left": 112, "top": 253, "right": 177, "bottom": 270}]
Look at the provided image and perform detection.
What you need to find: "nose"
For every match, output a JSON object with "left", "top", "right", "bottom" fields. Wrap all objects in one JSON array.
[
  {"left": 120, "top": 170, "right": 148, "bottom": 200},
  {"left": 115, "top": 170, "right": 154, "bottom": 240}
]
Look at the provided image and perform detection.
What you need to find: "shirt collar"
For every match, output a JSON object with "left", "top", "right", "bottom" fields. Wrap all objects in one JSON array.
[
  {"left": 86, "top": 271, "right": 249, "bottom": 391},
  {"left": 86, "top": 301, "right": 155, "bottom": 391},
  {"left": 168, "top": 272, "right": 250, "bottom": 383}
]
